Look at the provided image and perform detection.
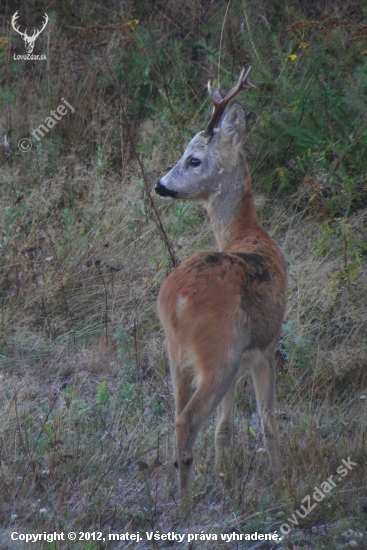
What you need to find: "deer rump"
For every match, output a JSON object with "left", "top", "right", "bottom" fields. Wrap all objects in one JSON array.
[{"left": 159, "top": 249, "right": 286, "bottom": 361}]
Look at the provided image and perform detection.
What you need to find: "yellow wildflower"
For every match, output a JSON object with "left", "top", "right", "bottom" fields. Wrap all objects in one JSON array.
[{"left": 124, "top": 19, "right": 139, "bottom": 27}]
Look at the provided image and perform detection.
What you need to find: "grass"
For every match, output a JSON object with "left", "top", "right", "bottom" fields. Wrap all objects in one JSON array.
[{"left": 1, "top": 0, "right": 367, "bottom": 548}]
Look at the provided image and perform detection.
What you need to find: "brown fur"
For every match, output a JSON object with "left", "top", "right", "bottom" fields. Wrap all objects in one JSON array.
[{"left": 155, "top": 76, "right": 287, "bottom": 491}]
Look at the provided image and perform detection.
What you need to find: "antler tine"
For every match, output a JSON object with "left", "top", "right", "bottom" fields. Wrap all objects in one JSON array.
[
  {"left": 205, "top": 67, "right": 256, "bottom": 135},
  {"left": 11, "top": 10, "right": 19, "bottom": 25},
  {"left": 41, "top": 13, "right": 49, "bottom": 31},
  {"left": 11, "top": 11, "right": 24, "bottom": 36},
  {"left": 33, "top": 13, "right": 49, "bottom": 38}
]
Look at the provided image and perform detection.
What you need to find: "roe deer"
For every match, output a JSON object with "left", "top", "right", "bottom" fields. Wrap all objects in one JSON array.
[{"left": 155, "top": 68, "right": 287, "bottom": 491}]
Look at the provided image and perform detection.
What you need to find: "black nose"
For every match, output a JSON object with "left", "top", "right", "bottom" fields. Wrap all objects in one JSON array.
[
  {"left": 155, "top": 181, "right": 178, "bottom": 198},
  {"left": 155, "top": 181, "right": 169, "bottom": 196}
]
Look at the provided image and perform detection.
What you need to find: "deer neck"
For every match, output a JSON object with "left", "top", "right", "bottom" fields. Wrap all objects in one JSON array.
[{"left": 204, "top": 170, "right": 261, "bottom": 252}]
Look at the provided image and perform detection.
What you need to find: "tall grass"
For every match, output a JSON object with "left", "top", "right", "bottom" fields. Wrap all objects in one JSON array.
[{"left": 0, "top": 0, "right": 367, "bottom": 548}]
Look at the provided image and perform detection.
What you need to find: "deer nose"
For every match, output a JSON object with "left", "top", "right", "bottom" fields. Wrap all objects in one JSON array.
[
  {"left": 155, "top": 181, "right": 178, "bottom": 198},
  {"left": 155, "top": 181, "right": 168, "bottom": 196}
]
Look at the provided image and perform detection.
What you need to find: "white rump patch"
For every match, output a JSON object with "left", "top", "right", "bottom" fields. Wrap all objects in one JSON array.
[{"left": 176, "top": 295, "right": 188, "bottom": 318}]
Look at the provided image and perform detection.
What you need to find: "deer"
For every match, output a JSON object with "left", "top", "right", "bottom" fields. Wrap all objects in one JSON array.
[
  {"left": 11, "top": 11, "right": 49, "bottom": 54},
  {"left": 155, "top": 68, "right": 288, "bottom": 492}
]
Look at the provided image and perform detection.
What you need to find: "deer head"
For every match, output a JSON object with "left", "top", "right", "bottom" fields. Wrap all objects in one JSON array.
[
  {"left": 11, "top": 11, "right": 49, "bottom": 54},
  {"left": 155, "top": 67, "right": 256, "bottom": 204}
]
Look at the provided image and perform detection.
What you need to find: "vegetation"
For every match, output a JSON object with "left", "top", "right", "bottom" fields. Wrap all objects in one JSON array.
[{"left": 0, "top": 0, "right": 367, "bottom": 548}]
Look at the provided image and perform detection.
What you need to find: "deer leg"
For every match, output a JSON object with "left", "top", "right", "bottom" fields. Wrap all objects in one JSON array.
[
  {"left": 215, "top": 376, "right": 237, "bottom": 467},
  {"left": 249, "top": 353, "right": 281, "bottom": 482},
  {"left": 166, "top": 345, "right": 194, "bottom": 469},
  {"left": 175, "top": 365, "right": 240, "bottom": 491},
  {"left": 170, "top": 363, "right": 193, "bottom": 469}
]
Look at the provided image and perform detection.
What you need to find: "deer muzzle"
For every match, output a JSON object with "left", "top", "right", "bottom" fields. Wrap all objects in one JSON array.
[{"left": 155, "top": 181, "right": 178, "bottom": 198}]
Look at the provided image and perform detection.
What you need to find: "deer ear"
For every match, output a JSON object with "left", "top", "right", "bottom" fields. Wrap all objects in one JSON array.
[{"left": 220, "top": 104, "right": 246, "bottom": 145}]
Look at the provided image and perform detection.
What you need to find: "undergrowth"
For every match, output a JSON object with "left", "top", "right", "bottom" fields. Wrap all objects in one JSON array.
[{"left": 0, "top": 0, "right": 367, "bottom": 548}]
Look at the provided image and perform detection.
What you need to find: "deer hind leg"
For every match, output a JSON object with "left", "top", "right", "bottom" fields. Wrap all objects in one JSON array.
[
  {"left": 250, "top": 353, "right": 281, "bottom": 482},
  {"left": 214, "top": 376, "right": 237, "bottom": 468},
  {"left": 174, "top": 357, "right": 241, "bottom": 491},
  {"left": 169, "top": 359, "right": 194, "bottom": 470}
]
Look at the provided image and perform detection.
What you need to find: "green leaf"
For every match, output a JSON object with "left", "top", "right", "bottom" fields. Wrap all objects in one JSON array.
[{"left": 96, "top": 381, "right": 110, "bottom": 406}]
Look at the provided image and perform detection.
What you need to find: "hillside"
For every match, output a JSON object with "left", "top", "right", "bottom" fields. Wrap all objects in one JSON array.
[{"left": 0, "top": 1, "right": 367, "bottom": 548}]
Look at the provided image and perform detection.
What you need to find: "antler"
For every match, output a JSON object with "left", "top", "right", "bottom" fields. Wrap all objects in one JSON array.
[
  {"left": 11, "top": 11, "right": 26, "bottom": 38},
  {"left": 11, "top": 11, "right": 49, "bottom": 40},
  {"left": 205, "top": 67, "right": 256, "bottom": 135},
  {"left": 33, "top": 13, "right": 49, "bottom": 39}
]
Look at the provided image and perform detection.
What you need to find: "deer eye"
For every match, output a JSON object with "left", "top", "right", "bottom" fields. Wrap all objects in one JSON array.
[{"left": 189, "top": 157, "right": 201, "bottom": 167}]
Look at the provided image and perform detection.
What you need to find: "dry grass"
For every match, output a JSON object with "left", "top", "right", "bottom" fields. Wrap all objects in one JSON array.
[
  {"left": 1, "top": 126, "right": 367, "bottom": 549},
  {"left": 1, "top": 2, "right": 367, "bottom": 549}
]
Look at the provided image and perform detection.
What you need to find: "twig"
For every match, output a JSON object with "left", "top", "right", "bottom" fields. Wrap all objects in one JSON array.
[
  {"left": 147, "top": 20, "right": 177, "bottom": 126},
  {"left": 13, "top": 394, "right": 58, "bottom": 503},
  {"left": 218, "top": 0, "right": 232, "bottom": 84},
  {"left": 97, "top": 262, "right": 109, "bottom": 339},
  {"left": 94, "top": 44, "right": 178, "bottom": 268}
]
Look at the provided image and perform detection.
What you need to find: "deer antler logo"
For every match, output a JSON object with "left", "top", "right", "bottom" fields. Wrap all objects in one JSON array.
[{"left": 11, "top": 11, "right": 49, "bottom": 54}]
